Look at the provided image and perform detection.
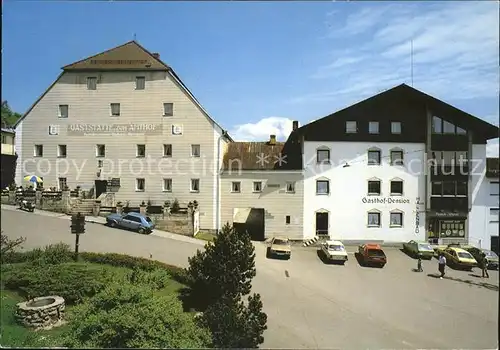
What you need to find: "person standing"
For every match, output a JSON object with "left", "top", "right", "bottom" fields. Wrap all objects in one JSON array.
[
  {"left": 479, "top": 251, "right": 489, "bottom": 278},
  {"left": 438, "top": 253, "right": 447, "bottom": 279},
  {"left": 417, "top": 253, "right": 423, "bottom": 272}
]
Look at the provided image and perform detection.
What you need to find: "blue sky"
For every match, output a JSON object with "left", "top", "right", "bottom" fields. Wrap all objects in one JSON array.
[{"left": 2, "top": 1, "right": 499, "bottom": 155}]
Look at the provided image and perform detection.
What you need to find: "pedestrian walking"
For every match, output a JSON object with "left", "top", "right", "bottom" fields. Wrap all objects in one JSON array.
[
  {"left": 438, "top": 253, "right": 446, "bottom": 279},
  {"left": 417, "top": 253, "right": 423, "bottom": 272},
  {"left": 479, "top": 251, "right": 489, "bottom": 278}
]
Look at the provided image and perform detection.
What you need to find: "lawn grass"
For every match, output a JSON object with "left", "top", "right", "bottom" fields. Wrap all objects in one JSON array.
[
  {"left": 195, "top": 231, "right": 216, "bottom": 242},
  {"left": 0, "top": 262, "right": 187, "bottom": 348},
  {"left": 0, "top": 289, "right": 70, "bottom": 348}
]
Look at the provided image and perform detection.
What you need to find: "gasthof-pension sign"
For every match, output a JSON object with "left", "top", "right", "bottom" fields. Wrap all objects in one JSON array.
[{"left": 67, "top": 124, "right": 163, "bottom": 136}]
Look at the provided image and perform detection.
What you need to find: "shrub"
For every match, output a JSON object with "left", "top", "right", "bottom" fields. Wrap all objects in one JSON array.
[
  {"left": 0, "top": 234, "right": 26, "bottom": 255},
  {"left": 171, "top": 198, "right": 180, "bottom": 213},
  {"left": 1, "top": 262, "right": 122, "bottom": 304},
  {"left": 63, "top": 283, "right": 211, "bottom": 348},
  {"left": 127, "top": 267, "right": 174, "bottom": 290}
]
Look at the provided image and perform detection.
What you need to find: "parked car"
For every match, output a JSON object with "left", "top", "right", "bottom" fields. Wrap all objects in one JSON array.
[
  {"left": 442, "top": 247, "right": 477, "bottom": 270},
  {"left": 357, "top": 244, "right": 387, "bottom": 267},
  {"left": 464, "top": 247, "right": 499, "bottom": 270},
  {"left": 267, "top": 237, "right": 291, "bottom": 259},
  {"left": 402, "top": 240, "right": 434, "bottom": 259},
  {"left": 320, "top": 240, "right": 348, "bottom": 264},
  {"left": 433, "top": 243, "right": 473, "bottom": 257},
  {"left": 106, "top": 212, "right": 155, "bottom": 234}
]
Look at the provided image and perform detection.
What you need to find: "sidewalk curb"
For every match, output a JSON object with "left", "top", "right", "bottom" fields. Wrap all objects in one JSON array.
[{"left": 1, "top": 204, "right": 206, "bottom": 247}]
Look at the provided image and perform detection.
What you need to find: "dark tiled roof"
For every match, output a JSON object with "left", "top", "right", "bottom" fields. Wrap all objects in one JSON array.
[
  {"left": 486, "top": 157, "right": 499, "bottom": 178},
  {"left": 223, "top": 136, "right": 302, "bottom": 171}
]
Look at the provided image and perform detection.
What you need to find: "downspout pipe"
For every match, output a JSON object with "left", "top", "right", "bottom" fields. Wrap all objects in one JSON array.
[{"left": 215, "top": 131, "right": 227, "bottom": 234}]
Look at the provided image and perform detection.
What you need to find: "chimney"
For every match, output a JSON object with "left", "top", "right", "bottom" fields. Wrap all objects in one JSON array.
[
  {"left": 269, "top": 134, "right": 276, "bottom": 145},
  {"left": 152, "top": 53, "right": 160, "bottom": 59},
  {"left": 292, "top": 120, "right": 299, "bottom": 131}
]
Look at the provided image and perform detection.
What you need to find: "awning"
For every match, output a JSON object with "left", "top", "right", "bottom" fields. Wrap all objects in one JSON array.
[{"left": 233, "top": 208, "right": 251, "bottom": 223}]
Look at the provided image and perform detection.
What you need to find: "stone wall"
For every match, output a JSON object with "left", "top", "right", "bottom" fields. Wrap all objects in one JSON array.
[{"left": 16, "top": 296, "right": 65, "bottom": 330}]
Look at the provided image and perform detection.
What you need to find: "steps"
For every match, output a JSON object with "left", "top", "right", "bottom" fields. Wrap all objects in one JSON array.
[{"left": 70, "top": 199, "right": 97, "bottom": 215}]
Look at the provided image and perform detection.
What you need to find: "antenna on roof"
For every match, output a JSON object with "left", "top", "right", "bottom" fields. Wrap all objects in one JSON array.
[
  {"left": 410, "top": 39, "right": 414, "bottom": 87},
  {"left": 133, "top": 33, "right": 137, "bottom": 41}
]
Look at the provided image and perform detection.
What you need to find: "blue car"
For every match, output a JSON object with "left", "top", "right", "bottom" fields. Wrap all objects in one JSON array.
[{"left": 106, "top": 212, "right": 155, "bottom": 234}]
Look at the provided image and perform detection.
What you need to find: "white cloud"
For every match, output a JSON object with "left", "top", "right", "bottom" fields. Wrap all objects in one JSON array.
[
  {"left": 302, "top": 2, "right": 499, "bottom": 105},
  {"left": 230, "top": 117, "right": 294, "bottom": 142},
  {"left": 487, "top": 139, "right": 499, "bottom": 158}
]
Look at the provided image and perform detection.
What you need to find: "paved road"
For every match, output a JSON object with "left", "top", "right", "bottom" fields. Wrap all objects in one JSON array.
[{"left": 2, "top": 208, "right": 498, "bottom": 349}]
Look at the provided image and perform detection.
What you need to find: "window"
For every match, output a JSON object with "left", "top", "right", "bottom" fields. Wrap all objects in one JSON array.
[
  {"left": 369, "top": 121, "right": 379, "bottom": 134},
  {"left": 346, "top": 121, "right": 357, "bottom": 133},
  {"left": 58, "top": 177, "right": 67, "bottom": 190},
  {"left": 110, "top": 103, "right": 120, "bottom": 116},
  {"left": 163, "top": 144, "right": 172, "bottom": 157},
  {"left": 316, "top": 149, "right": 330, "bottom": 163},
  {"left": 431, "top": 181, "right": 442, "bottom": 196},
  {"left": 57, "top": 144, "right": 67, "bottom": 158},
  {"left": 1, "top": 135, "right": 5, "bottom": 143},
  {"left": 285, "top": 215, "right": 291, "bottom": 225},
  {"left": 87, "top": 77, "right": 97, "bottom": 90},
  {"left": 190, "top": 179, "right": 200, "bottom": 192},
  {"left": 286, "top": 182, "right": 295, "bottom": 193},
  {"left": 135, "top": 76, "right": 145, "bottom": 90},
  {"left": 231, "top": 181, "right": 241, "bottom": 193},
  {"left": 432, "top": 116, "right": 442, "bottom": 134},
  {"left": 96, "top": 144, "right": 105, "bottom": 157},
  {"left": 191, "top": 144, "right": 200, "bottom": 157},
  {"left": 391, "top": 121, "right": 402, "bottom": 134},
  {"left": 136, "top": 178, "right": 145, "bottom": 192},
  {"left": 316, "top": 180, "right": 330, "bottom": 195},
  {"left": 368, "top": 149, "right": 381, "bottom": 165},
  {"left": 390, "top": 180, "right": 403, "bottom": 195},
  {"left": 443, "top": 120, "right": 456, "bottom": 134},
  {"left": 253, "top": 181, "right": 262, "bottom": 193},
  {"left": 34, "top": 145, "right": 43, "bottom": 157},
  {"left": 456, "top": 181, "right": 467, "bottom": 196},
  {"left": 456, "top": 151, "right": 467, "bottom": 167},
  {"left": 58, "top": 104, "right": 69, "bottom": 118},
  {"left": 442, "top": 151, "right": 455, "bottom": 165},
  {"left": 162, "top": 178, "right": 172, "bottom": 192},
  {"left": 367, "top": 212, "right": 381, "bottom": 227},
  {"left": 390, "top": 150, "right": 404, "bottom": 166},
  {"left": 456, "top": 126, "right": 466, "bottom": 134},
  {"left": 163, "top": 103, "right": 174, "bottom": 117},
  {"left": 136, "top": 144, "right": 146, "bottom": 157},
  {"left": 491, "top": 182, "right": 499, "bottom": 196},
  {"left": 442, "top": 181, "right": 456, "bottom": 196},
  {"left": 490, "top": 208, "right": 499, "bottom": 223},
  {"left": 368, "top": 180, "right": 381, "bottom": 195},
  {"left": 390, "top": 212, "right": 403, "bottom": 227}
]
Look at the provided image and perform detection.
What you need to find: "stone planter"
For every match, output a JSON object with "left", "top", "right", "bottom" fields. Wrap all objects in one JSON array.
[{"left": 16, "top": 296, "right": 66, "bottom": 330}]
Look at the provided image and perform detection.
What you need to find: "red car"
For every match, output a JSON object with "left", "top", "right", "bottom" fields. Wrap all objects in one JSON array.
[{"left": 358, "top": 244, "right": 387, "bottom": 267}]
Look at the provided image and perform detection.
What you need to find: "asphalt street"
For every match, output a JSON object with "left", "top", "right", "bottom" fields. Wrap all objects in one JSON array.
[{"left": 1, "top": 208, "right": 498, "bottom": 349}]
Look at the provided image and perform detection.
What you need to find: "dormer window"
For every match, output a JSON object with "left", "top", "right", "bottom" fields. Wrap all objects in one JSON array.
[
  {"left": 346, "top": 121, "right": 357, "bottom": 133},
  {"left": 369, "top": 121, "right": 379, "bottom": 134},
  {"left": 391, "top": 121, "right": 402, "bottom": 134}
]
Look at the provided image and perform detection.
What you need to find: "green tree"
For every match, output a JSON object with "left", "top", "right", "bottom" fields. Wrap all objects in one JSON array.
[
  {"left": 63, "top": 283, "right": 211, "bottom": 349},
  {"left": 1, "top": 101, "right": 22, "bottom": 128},
  {"left": 186, "top": 223, "right": 267, "bottom": 348},
  {"left": 187, "top": 223, "right": 256, "bottom": 309}
]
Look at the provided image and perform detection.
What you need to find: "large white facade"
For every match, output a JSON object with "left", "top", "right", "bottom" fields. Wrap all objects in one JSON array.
[{"left": 303, "top": 141, "right": 427, "bottom": 242}]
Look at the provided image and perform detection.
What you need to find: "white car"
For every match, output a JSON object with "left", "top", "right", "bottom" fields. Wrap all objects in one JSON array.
[{"left": 320, "top": 240, "right": 348, "bottom": 264}]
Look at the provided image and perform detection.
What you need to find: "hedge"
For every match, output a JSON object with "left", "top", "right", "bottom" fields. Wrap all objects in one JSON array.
[{"left": 1, "top": 249, "right": 189, "bottom": 285}]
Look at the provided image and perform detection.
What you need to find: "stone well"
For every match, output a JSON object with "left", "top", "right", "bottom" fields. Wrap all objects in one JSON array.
[{"left": 16, "top": 296, "right": 66, "bottom": 330}]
